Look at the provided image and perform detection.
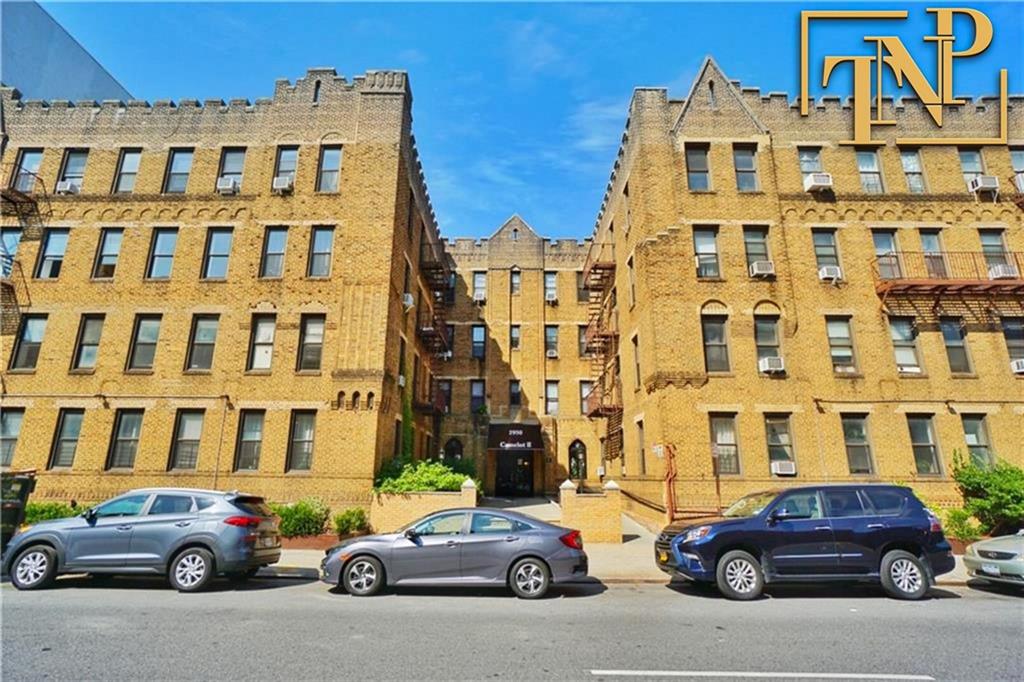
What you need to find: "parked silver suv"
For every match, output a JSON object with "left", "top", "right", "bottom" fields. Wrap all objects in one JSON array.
[{"left": 2, "top": 488, "right": 280, "bottom": 592}]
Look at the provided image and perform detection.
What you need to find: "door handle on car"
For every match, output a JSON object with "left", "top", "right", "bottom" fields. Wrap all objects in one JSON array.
[
  {"left": 116, "top": 525, "right": 133, "bottom": 532},
  {"left": 814, "top": 525, "right": 831, "bottom": 531},
  {"left": 504, "top": 536, "right": 519, "bottom": 543},
  {"left": 445, "top": 540, "right": 460, "bottom": 547},
  {"left": 174, "top": 521, "right": 192, "bottom": 528},
  {"left": 867, "top": 523, "right": 886, "bottom": 529}
]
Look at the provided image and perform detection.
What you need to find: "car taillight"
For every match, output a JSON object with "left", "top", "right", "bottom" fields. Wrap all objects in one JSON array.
[
  {"left": 224, "top": 515, "right": 261, "bottom": 528},
  {"left": 926, "top": 509, "right": 942, "bottom": 533},
  {"left": 560, "top": 530, "right": 583, "bottom": 550}
]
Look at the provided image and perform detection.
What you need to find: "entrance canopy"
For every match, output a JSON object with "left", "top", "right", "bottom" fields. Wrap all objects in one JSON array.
[{"left": 487, "top": 423, "right": 543, "bottom": 450}]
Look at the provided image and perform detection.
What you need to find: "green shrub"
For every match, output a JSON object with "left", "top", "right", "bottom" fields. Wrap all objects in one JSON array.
[
  {"left": 24, "top": 502, "right": 83, "bottom": 525},
  {"left": 333, "top": 507, "right": 369, "bottom": 536},
  {"left": 952, "top": 453, "right": 1024, "bottom": 535},
  {"left": 943, "top": 508, "right": 982, "bottom": 542},
  {"left": 269, "top": 497, "right": 330, "bottom": 537},
  {"left": 374, "top": 459, "right": 477, "bottom": 494}
]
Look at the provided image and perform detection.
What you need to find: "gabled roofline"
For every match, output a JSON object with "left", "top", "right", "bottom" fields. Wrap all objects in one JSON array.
[{"left": 671, "top": 55, "right": 767, "bottom": 135}]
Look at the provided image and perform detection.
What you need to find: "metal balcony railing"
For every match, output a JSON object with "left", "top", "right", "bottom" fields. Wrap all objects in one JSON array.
[{"left": 871, "top": 251, "right": 1024, "bottom": 294}]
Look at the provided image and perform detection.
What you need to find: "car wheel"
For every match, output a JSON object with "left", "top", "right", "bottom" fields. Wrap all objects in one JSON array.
[
  {"left": 168, "top": 548, "right": 215, "bottom": 593},
  {"left": 510, "top": 558, "right": 550, "bottom": 599},
  {"left": 342, "top": 557, "right": 383, "bottom": 596},
  {"left": 11, "top": 546, "right": 58, "bottom": 590},
  {"left": 716, "top": 550, "right": 764, "bottom": 600},
  {"left": 881, "top": 550, "right": 928, "bottom": 600}
]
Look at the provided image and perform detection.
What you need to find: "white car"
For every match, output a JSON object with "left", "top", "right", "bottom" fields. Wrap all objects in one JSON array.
[{"left": 963, "top": 530, "right": 1024, "bottom": 588}]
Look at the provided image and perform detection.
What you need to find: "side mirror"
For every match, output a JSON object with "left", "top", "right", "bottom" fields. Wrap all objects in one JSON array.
[
  {"left": 769, "top": 509, "right": 808, "bottom": 524},
  {"left": 403, "top": 528, "right": 419, "bottom": 540},
  {"left": 83, "top": 508, "right": 97, "bottom": 522}
]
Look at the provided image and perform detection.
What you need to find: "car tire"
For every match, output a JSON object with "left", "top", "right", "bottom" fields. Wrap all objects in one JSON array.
[
  {"left": 342, "top": 556, "right": 384, "bottom": 596},
  {"left": 10, "top": 545, "right": 58, "bottom": 590},
  {"left": 880, "top": 550, "right": 929, "bottom": 600},
  {"left": 510, "top": 557, "right": 550, "bottom": 599},
  {"left": 168, "top": 548, "right": 215, "bottom": 593},
  {"left": 716, "top": 550, "right": 764, "bottom": 601}
]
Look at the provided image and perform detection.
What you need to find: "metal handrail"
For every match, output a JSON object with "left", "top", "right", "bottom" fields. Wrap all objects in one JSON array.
[{"left": 870, "top": 250, "right": 1024, "bottom": 283}]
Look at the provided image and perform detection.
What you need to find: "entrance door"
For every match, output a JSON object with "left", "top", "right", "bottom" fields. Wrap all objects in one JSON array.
[{"left": 495, "top": 451, "right": 534, "bottom": 497}]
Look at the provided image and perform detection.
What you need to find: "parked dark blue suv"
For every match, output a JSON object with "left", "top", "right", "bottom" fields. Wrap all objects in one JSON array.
[{"left": 655, "top": 485, "right": 955, "bottom": 600}]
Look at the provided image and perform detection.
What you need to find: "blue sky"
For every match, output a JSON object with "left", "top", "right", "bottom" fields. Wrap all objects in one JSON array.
[{"left": 41, "top": 1, "right": 1023, "bottom": 240}]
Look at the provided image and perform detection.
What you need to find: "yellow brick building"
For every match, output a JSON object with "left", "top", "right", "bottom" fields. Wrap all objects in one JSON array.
[{"left": 583, "top": 58, "right": 1023, "bottom": 522}]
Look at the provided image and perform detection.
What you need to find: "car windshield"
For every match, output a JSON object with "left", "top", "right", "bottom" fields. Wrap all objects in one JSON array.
[{"left": 722, "top": 491, "right": 778, "bottom": 518}]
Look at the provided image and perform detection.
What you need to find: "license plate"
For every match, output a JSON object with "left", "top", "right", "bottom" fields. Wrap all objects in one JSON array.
[
  {"left": 981, "top": 563, "right": 1000, "bottom": 575},
  {"left": 260, "top": 537, "right": 276, "bottom": 548},
  {"left": 658, "top": 550, "right": 668, "bottom": 563}
]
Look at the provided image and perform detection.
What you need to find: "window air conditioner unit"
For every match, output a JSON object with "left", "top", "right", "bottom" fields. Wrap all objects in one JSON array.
[
  {"left": 216, "top": 177, "right": 239, "bottom": 195},
  {"left": 758, "top": 356, "right": 785, "bottom": 374},
  {"left": 397, "top": 374, "right": 406, "bottom": 388},
  {"left": 272, "top": 176, "right": 294, "bottom": 194},
  {"left": 803, "top": 173, "right": 833, "bottom": 193},
  {"left": 55, "top": 180, "right": 78, "bottom": 195},
  {"left": 545, "top": 291, "right": 559, "bottom": 304},
  {"left": 818, "top": 265, "right": 843, "bottom": 282},
  {"left": 989, "top": 264, "right": 1019, "bottom": 280},
  {"left": 402, "top": 293, "right": 415, "bottom": 309},
  {"left": 749, "top": 260, "right": 776, "bottom": 278},
  {"left": 1015, "top": 172, "right": 1024, "bottom": 194},
  {"left": 771, "top": 460, "right": 797, "bottom": 476},
  {"left": 473, "top": 291, "right": 486, "bottom": 304},
  {"left": 1010, "top": 359, "right": 1024, "bottom": 375},
  {"left": 546, "top": 349, "right": 559, "bottom": 359},
  {"left": 968, "top": 175, "right": 999, "bottom": 194},
  {"left": 898, "top": 365, "right": 923, "bottom": 375},
  {"left": 439, "top": 351, "right": 452, "bottom": 361}
]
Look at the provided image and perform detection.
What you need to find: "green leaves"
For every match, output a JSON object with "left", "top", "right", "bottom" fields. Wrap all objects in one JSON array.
[
  {"left": 332, "top": 507, "right": 369, "bottom": 536},
  {"left": 23, "top": 502, "right": 84, "bottom": 525},
  {"left": 268, "top": 497, "right": 330, "bottom": 537},
  {"left": 952, "top": 452, "right": 1024, "bottom": 536},
  {"left": 374, "top": 459, "right": 479, "bottom": 494}
]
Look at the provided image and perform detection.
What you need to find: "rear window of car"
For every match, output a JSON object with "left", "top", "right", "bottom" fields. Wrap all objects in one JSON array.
[
  {"left": 861, "top": 488, "right": 907, "bottom": 515},
  {"left": 232, "top": 496, "right": 273, "bottom": 516},
  {"left": 195, "top": 497, "right": 217, "bottom": 511}
]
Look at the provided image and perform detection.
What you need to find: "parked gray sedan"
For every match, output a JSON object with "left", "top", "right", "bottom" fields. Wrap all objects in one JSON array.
[
  {"left": 2, "top": 488, "right": 280, "bottom": 592},
  {"left": 321, "top": 508, "right": 588, "bottom": 598}
]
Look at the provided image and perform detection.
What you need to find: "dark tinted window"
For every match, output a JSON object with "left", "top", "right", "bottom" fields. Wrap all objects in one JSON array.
[
  {"left": 94, "top": 494, "right": 150, "bottom": 517},
  {"left": 232, "top": 496, "right": 272, "bottom": 516},
  {"left": 773, "top": 491, "right": 821, "bottom": 519},
  {"left": 823, "top": 490, "right": 866, "bottom": 518},
  {"left": 861, "top": 488, "right": 907, "bottom": 515},
  {"left": 195, "top": 497, "right": 216, "bottom": 511},
  {"left": 148, "top": 495, "right": 194, "bottom": 515}
]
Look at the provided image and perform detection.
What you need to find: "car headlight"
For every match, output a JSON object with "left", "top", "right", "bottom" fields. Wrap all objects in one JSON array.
[
  {"left": 966, "top": 543, "right": 977, "bottom": 556},
  {"left": 682, "top": 526, "right": 712, "bottom": 543}
]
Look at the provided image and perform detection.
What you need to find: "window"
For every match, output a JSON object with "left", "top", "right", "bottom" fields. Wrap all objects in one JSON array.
[
  {"left": 889, "top": 317, "right": 922, "bottom": 374},
  {"left": 961, "top": 415, "right": 993, "bottom": 467},
  {"left": 920, "top": 229, "right": 948, "bottom": 278},
  {"left": 569, "top": 440, "right": 587, "bottom": 479},
  {"left": 979, "top": 230, "right": 1010, "bottom": 270},
  {"left": 709, "top": 414, "right": 739, "bottom": 474},
  {"left": 907, "top": 415, "right": 941, "bottom": 475},
  {"left": 826, "top": 316, "right": 857, "bottom": 374},
  {"left": 234, "top": 410, "right": 264, "bottom": 471},
  {"left": 701, "top": 315, "right": 729, "bottom": 372},
  {"left": 470, "top": 380, "right": 486, "bottom": 413},
  {"left": 1, "top": 408, "right": 25, "bottom": 466},
  {"left": 412, "top": 511, "right": 465, "bottom": 536},
  {"left": 1002, "top": 317, "right": 1024, "bottom": 361},
  {"left": 317, "top": 146, "right": 342, "bottom": 192},
  {"left": 71, "top": 314, "right": 104, "bottom": 370},
  {"left": 509, "top": 380, "right": 521, "bottom": 407},
  {"left": 107, "top": 409, "right": 143, "bottom": 469},
  {"left": 627, "top": 256, "right": 636, "bottom": 305},
  {"left": 146, "top": 228, "right": 178, "bottom": 279},
  {"left": 694, "top": 227, "right": 720, "bottom": 278},
  {"left": 958, "top": 148, "right": 983, "bottom": 188},
  {"left": 94, "top": 494, "right": 149, "bottom": 518},
  {"left": 632, "top": 334, "right": 641, "bottom": 385},
  {"left": 9, "top": 314, "right": 47, "bottom": 370},
  {"left": 743, "top": 227, "right": 769, "bottom": 269},
  {"left": 797, "top": 147, "right": 823, "bottom": 181},
  {"left": 34, "top": 228, "right": 69, "bottom": 279},
  {"left": 774, "top": 491, "right": 822, "bottom": 519},
  {"left": 473, "top": 271, "right": 486, "bottom": 298},
  {"left": 576, "top": 270, "right": 587, "bottom": 302},
  {"left": 637, "top": 419, "right": 646, "bottom": 475},
  {"left": 437, "top": 380, "right": 452, "bottom": 413},
  {"left": 92, "top": 228, "right": 123, "bottom": 279},
  {"left": 12, "top": 149, "right": 43, "bottom": 192},
  {"left": 148, "top": 495, "right": 193, "bottom": 515},
  {"left": 1, "top": 227, "right": 21, "bottom": 277},
  {"left": 471, "top": 325, "right": 486, "bottom": 359},
  {"left": 579, "top": 380, "right": 593, "bottom": 415},
  {"left": 939, "top": 317, "right": 972, "bottom": 374},
  {"left": 578, "top": 325, "right": 588, "bottom": 357},
  {"left": 218, "top": 148, "right": 245, "bottom": 190},
  {"left": 862, "top": 488, "right": 906, "bottom": 515},
  {"left": 247, "top": 315, "right": 276, "bottom": 370},
  {"left": 186, "top": 315, "right": 219, "bottom": 371},
  {"left": 510, "top": 325, "right": 521, "bottom": 350},
  {"left": 545, "top": 380, "right": 559, "bottom": 416},
  {"left": 163, "top": 149, "right": 193, "bottom": 194},
  {"left": 113, "top": 149, "right": 141, "bottom": 194},
  {"left": 685, "top": 144, "right": 710, "bottom": 191},
  {"left": 298, "top": 314, "right": 325, "bottom": 371},
  {"left": 733, "top": 144, "right": 759, "bottom": 191},
  {"left": 127, "top": 315, "right": 161, "bottom": 370},
  {"left": 765, "top": 415, "right": 794, "bottom": 463},
  {"left": 872, "top": 230, "right": 901, "bottom": 279},
  {"left": 445, "top": 272, "right": 456, "bottom": 304},
  {"left": 1012, "top": 147, "right": 1024, "bottom": 175},
  {"left": 286, "top": 411, "right": 316, "bottom": 471},
  {"left": 58, "top": 149, "right": 88, "bottom": 192},
  {"left": 47, "top": 409, "right": 84, "bottom": 469},
  {"left": 545, "top": 325, "right": 558, "bottom": 355},
  {"left": 169, "top": 410, "right": 204, "bottom": 470},
  {"left": 470, "top": 513, "right": 514, "bottom": 534},
  {"left": 823, "top": 490, "right": 866, "bottom": 518},
  {"left": 754, "top": 315, "right": 780, "bottom": 365},
  {"left": 900, "top": 149, "right": 926, "bottom": 193},
  {"left": 260, "top": 227, "right": 288, "bottom": 278},
  {"left": 856, "top": 150, "right": 884, "bottom": 193},
  {"left": 307, "top": 226, "right": 334, "bottom": 277},
  {"left": 446, "top": 324, "right": 455, "bottom": 354},
  {"left": 812, "top": 229, "right": 839, "bottom": 268},
  {"left": 274, "top": 146, "right": 298, "bottom": 184},
  {"left": 544, "top": 271, "right": 557, "bottom": 300},
  {"left": 841, "top": 415, "right": 873, "bottom": 474},
  {"left": 202, "top": 227, "right": 233, "bottom": 280},
  {"left": 510, "top": 269, "right": 521, "bottom": 295}
]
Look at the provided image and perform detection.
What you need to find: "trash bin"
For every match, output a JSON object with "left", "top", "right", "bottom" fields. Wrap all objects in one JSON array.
[{"left": 1, "top": 470, "right": 37, "bottom": 554}]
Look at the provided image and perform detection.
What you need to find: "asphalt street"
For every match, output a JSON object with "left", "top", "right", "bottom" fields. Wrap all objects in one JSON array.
[{"left": 1, "top": 575, "right": 1021, "bottom": 681}]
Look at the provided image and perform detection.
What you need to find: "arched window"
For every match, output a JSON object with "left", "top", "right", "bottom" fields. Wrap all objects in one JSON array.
[
  {"left": 511, "top": 227, "right": 519, "bottom": 241},
  {"left": 444, "top": 437, "right": 463, "bottom": 461},
  {"left": 366, "top": 392, "right": 375, "bottom": 410},
  {"left": 569, "top": 440, "right": 587, "bottom": 480},
  {"left": 336, "top": 391, "right": 346, "bottom": 410},
  {"left": 708, "top": 79, "right": 717, "bottom": 109},
  {"left": 351, "top": 391, "right": 361, "bottom": 410}
]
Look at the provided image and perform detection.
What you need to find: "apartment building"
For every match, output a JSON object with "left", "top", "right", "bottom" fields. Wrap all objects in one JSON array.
[
  {"left": 585, "top": 58, "right": 1024, "bottom": 520},
  {"left": 0, "top": 69, "right": 450, "bottom": 507}
]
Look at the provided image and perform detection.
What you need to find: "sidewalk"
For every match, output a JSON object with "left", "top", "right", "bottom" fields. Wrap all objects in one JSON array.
[{"left": 263, "top": 513, "right": 971, "bottom": 586}]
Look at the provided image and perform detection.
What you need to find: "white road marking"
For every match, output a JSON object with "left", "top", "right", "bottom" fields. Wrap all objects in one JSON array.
[{"left": 590, "top": 671, "right": 934, "bottom": 680}]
